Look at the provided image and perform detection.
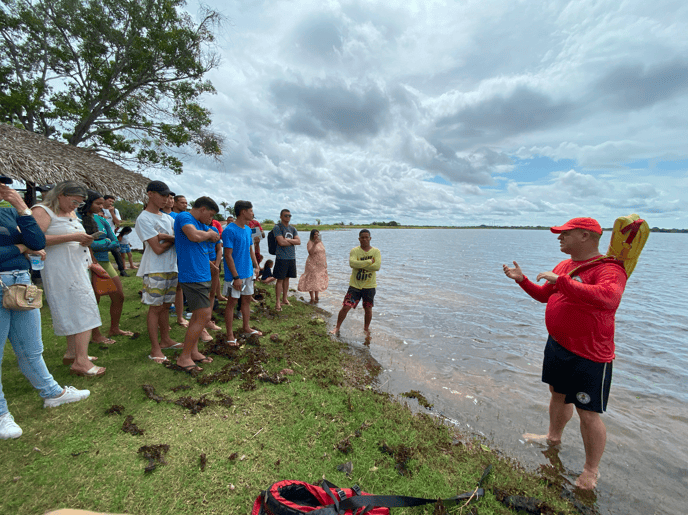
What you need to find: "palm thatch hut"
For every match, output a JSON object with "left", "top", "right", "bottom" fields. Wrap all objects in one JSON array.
[{"left": 0, "top": 123, "right": 150, "bottom": 204}]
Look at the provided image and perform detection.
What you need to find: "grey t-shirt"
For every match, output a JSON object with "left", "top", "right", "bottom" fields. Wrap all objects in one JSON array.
[{"left": 273, "top": 223, "right": 298, "bottom": 260}]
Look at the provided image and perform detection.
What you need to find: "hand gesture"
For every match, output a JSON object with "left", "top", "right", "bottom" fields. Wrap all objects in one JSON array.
[
  {"left": 536, "top": 271, "right": 559, "bottom": 284},
  {"left": 503, "top": 261, "right": 524, "bottom": 283},
  {"left": 208, "top": 230, "right": 221, "bottom": 242}
]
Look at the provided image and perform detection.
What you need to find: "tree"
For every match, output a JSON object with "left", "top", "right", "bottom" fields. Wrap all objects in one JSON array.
[{"left": 0, "top": 0, "right": 224, "bottom": 174}]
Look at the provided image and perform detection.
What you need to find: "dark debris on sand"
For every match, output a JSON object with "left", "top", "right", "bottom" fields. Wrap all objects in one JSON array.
[{"left": 138, "top": 444, "right": 169, "bottom": 473}]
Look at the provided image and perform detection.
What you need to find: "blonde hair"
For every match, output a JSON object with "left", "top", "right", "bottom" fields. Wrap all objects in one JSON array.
[{"left": 40, "top": 180, "right": 88, "bottom": 213}]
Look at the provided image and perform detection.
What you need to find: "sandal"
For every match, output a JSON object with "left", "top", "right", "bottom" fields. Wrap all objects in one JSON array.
[
  {"left": 194, "top": 356, "right": 213, "bottom": 364},
  {"left": 62, "top": 356, "right": 98, "bottom": 365},
  {"left": 179, "top": 364, "right": 202, "bottom": 373},
  {"left": 224, "top": 339, "right": 240, "bottom": 348},
  {"left": 70, "top": 365, "right": 106, "bottom": 377},
  {"left": 148, "top": 355, "right": 169, "bottom": 364}
]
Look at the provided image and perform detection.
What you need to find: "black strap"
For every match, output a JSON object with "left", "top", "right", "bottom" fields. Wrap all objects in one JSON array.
[{"left": 337, "top": 489, "right": 483, "bottom": 511}]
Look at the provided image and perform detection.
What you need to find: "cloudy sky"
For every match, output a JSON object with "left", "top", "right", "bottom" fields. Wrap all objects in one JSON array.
[{"left": 149, "top": 0, "right": 688, "bottom": 228}]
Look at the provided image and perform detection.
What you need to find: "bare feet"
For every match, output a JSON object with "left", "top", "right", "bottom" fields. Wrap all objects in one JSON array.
[
  {"left": 329, "top": 327, "right": 340, "bottom": 335},
  {"left": 576, "top": 468, "right": 600, "bottom": 489},
  {"left": 200, "top": 329, "right": 213, "bottom": 342},
  {"left": 91, "top": 337, "right": 116, "bottom": 345},
  {"left": 283, "top": 299, "right": 291, "bottom": 306},
  {"left": 206, "top": 321, "right": 222, "bottom": 331},
  {"left": 522, "top": 433, "right": 561, "bottom": 446},
  {"left": 109, "top": 329, "right": 134, "bottom": 337},
  {"left": 275, "top": 304, "right": 282, "bottom": 312}
]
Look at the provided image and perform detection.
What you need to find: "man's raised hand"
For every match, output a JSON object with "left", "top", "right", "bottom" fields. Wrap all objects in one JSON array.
[{"left": 503, "top": 261, "right": 524, "bottom": 283}]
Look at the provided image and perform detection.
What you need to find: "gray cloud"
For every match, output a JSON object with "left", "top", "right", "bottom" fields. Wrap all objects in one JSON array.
[
  {"left": 595, "top": 60, "right": 688, "bottom": 110},
  {"left": 292, "top": 14, "right": 343, "bottom": 62},
  {"left": 434, "top": 87, "right": 575, "bottom": 147},
  {"left": 270, "top": 80, "right": 390, "bottom": 140}
]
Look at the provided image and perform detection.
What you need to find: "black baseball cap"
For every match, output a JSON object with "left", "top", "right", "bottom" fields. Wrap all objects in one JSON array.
[
  {"left": 0, "top": 175, "right": 13, "bottom": 184},
  {"left": 146, "top": 180, "right": 172, "bottom": 196}
]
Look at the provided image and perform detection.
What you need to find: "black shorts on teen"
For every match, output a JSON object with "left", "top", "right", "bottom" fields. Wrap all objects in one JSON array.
[
  {"left": 273, "top": 259, "right": 297, "bottom": 280},
  {"left": 343, "top": 286, "right": 376, "bottom": 309},
  {"left": 542, "top": 335, "right": 613, "bottom": 413}
]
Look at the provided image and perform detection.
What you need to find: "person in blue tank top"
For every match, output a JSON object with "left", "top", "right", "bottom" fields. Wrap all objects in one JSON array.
[{"left": 173, "top": 196, "right": 221, "bottom": 372}]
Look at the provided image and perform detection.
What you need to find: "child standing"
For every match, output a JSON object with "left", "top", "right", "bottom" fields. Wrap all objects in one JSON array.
[{"left": 117, "top": 226, "right": 137, "bottom": 269}]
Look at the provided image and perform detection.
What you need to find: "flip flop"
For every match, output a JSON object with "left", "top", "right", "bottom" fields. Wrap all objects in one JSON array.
[
  {"left": 148, "top": 355, "right": 169, "bottom": 364},
  {"left": 179, "top": 364, "right": 202, "bottom": 373},
  {"left": 194, "top": 356, "right": 213, "bottom": 364},
  {"left": 242, "top": 330, "right": 263, "bottom": 337},
  {"left": 62, "top": 356, "right": 98, "bottom": 365},
  {"left": 161, "top": 342, "right": 183, "bottom": 350},
  {"left": 70, "top": 365, "right": 106, "bottom": 377},
  {"left": 91, "top": 338, "right": 116, "bottom": 345},
  {"left": 224, "top": 339, "right": 241, "bottom": 348},
  {"left": 177, "top": 319, "right": 189, "bottom": 327}
]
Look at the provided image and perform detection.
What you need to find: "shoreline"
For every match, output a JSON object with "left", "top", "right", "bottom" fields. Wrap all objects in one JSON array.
[{"left": 0, "top": 277, "right": 593, "bottom": 514}]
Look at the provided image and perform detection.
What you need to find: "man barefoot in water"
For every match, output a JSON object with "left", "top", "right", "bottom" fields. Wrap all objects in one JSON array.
[
  {"left": 503, "top": 217, "right": 627, "bottom": 490},
  {"left": 330, "top": 229, "right": 381, "bottom": 340}
]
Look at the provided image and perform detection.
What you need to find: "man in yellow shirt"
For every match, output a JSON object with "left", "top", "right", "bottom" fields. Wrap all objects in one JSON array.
[{"left": 330, "top": 229, "right": 381, "bottom": 339}]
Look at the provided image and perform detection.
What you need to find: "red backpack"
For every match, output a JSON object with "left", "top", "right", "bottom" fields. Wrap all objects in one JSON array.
[{"left": 252, "top": 479, "right": 483, "bottom": 515}]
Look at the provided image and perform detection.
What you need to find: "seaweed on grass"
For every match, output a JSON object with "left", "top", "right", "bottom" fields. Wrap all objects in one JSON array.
[
  {"left": 336, "top": 437, "right": 353, "bottom": 454},
  {"left": 122, "top": 415, "right": 145, "bottom": 436},
  {"left": 401, "top": 390, "right": 434, "bottom": 409},
  {"left": 379, "top": 442, "right": 415, "bottom": 477},
  {"left": 171, "top": 384, "right": 192, "bottom": 393},
  {"left": 200, "top": 453, "right": 207, "bottom": 472},
  {"left": 142, "top": 384, "right": 167, "bottom": 403},
  {"left": 105, "top": 404, "right": 125, "bottom": 415},
  {"left": 138, "top": 444, "right": 169, "bottom": 473}
]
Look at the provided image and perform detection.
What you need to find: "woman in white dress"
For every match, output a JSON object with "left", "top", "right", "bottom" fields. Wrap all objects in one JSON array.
[{"left": 31, "top": 181, "right": 106, "bottom": 377}]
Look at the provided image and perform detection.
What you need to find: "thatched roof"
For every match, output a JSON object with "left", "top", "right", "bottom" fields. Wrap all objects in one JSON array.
[{"left": 0, "top": 123, "right": 149, "bottom": 202}]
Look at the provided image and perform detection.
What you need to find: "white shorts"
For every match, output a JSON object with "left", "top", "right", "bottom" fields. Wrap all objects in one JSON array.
[{"left": 223, "top": 275, "right": 255, "bottom": 299}]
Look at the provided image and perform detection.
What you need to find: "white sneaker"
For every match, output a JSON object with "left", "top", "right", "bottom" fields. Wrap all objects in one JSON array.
[
  {"left": 0, "top": 412, "right": 22, "bottom": 439},
  {"left": 44, "top": 386, "right": 90, "bottom": 408}
]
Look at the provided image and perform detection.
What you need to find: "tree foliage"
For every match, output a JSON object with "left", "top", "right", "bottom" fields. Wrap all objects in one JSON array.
[{"left": 0, "top": 0, "right": 224, "bottom": 173}]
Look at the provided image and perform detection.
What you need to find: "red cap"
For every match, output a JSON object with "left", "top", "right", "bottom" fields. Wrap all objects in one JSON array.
[{"left": 550, "top": 217, "right": 602, "bottom": 235}]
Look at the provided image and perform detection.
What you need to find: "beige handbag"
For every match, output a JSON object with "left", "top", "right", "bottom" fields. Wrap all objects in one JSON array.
[{"left": 0, "top": 275, "right": 43, "bottom": 310}]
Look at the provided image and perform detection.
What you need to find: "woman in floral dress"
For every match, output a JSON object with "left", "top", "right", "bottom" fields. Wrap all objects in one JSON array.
[{"left": 297, "top": 229, "right": 328, "bottom": 303}]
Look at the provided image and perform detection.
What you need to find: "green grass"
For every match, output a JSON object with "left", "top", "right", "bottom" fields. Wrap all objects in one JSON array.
[{"left": 0, "top": 261, "right": 589, "bottom": 515}]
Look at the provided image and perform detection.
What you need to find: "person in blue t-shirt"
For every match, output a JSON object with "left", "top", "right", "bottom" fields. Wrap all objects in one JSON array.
[
  {"left": 222, "top": 200, "right": 261, "bottom": 346},
  {"left": 173, "top": 196, "right": 221, "bottom": 372}
]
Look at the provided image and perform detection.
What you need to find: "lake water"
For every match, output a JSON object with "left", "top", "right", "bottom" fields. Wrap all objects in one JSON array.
[
  {"left": 290, "top": 228, "right": 687, "bottom": 515},
  {"left": 127, "top": 227, "right": 687, "bottom": 514}
]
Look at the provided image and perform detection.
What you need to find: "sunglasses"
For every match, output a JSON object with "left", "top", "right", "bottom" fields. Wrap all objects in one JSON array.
[{"left": 283, "top": 214, "right": 292, "bottom": 217}]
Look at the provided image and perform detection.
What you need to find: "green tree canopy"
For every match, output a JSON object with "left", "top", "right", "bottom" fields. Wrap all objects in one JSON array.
[{"left": 0, "top": 0, "right": 224, "bottom": 173}]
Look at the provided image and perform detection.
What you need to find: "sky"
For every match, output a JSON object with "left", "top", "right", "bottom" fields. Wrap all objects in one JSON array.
[{"left": 147, "top": 0, "right": 688, "bottom": 228}]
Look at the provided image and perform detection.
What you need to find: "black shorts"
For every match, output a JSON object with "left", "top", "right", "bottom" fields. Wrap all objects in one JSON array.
[
  {"left": 542, "top": 336, "right": 613, "bottom": 413},
  {"left": 180, "top": 281, "right": 212, "bottom": 312},
  {"left": 273, "top": 259, "right": 296, "bottom": 280},
  {"left": 343, "top": 286, "right": 375, "bottom": 309}
]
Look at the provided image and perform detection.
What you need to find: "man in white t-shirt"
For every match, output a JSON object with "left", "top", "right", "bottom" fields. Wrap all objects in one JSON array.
[
  {"left": 135, "top": 181, "right": 182, "bottom": 364},
  {"left": 103, "top": 195, "right": 128, "bottom": 276}
]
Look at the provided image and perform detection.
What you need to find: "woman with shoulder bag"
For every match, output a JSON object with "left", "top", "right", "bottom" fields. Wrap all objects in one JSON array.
[
  {"left": 31, "top": 181, "right": 106, "bottom": 377},
  {"left": 0, "top": 179, "right": 90, "bottom": 440},
  {"left": 77, "top": 190, "right": 134, "bottom": 344}
]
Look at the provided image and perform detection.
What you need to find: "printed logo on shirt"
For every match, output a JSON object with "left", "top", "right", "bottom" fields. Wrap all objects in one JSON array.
[
  {"left": 572, "top": 275, "right": 583, "bottom": 283},
  {"left": 576, "top": 392, "right": 591, "bottom": 404}
]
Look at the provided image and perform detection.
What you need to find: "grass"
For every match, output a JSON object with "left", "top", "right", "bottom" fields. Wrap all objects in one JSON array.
[{"left": 0, "top": 257, "right": 592, "bottom": 515}]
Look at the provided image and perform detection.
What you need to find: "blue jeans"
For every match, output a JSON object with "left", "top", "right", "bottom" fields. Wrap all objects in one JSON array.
[{"left": 0, "top": 271, "right": 62, "bottom": 416}]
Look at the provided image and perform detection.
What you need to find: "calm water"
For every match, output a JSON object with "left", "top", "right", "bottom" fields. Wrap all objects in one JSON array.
[{"left": 294, "top": 228, "right": 687, "bottom": 515}]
